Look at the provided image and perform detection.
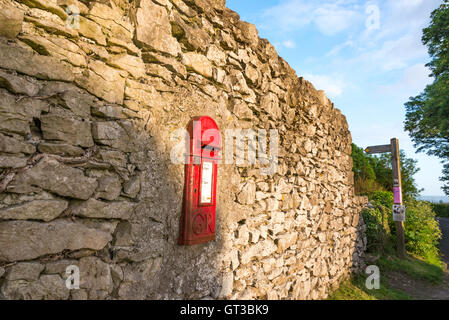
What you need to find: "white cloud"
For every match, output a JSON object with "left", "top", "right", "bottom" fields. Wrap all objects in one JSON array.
[
  {"left": 262, "top": 0, "right": 314, "bottom": 31},
  {"left": 262, "top": 0, "right": 362, "bottom": 36},
  {"left": 282, "top": 40, "right": 296, "bottom": 48},
  {"left": 304, "top": 74, "right": 347, "bottom": 98},
  {"left": 360, "top": 34, "right": 427, "bottom": 71},
  {"left": 314, "top": 4, "right": 360, "bottom": 36},
  {"left": 326, "top": 40, "right": 355, "bottom": 57},
  {"left": 364, "top": 0, "right": 440, "bottom": 43},
  {"left": 379, "top": 64, "right": 431, "bottom": 96}
]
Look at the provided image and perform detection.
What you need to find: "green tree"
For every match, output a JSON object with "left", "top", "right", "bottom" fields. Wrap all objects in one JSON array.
[
  {"left": 352, "top": 144, "right": 422, "bottom": 198},
  {"left": 377, "top": 151, "right": 423, "bottom": 199},
  {"left": 352, "top": 143, "right": 376, "bottom": 181},
  {"left": 404, "top": 1, "right": 449, "bottom": 195}
]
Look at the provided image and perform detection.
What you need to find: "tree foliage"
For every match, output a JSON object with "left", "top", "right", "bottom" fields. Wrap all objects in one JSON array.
[
  {"left": 362, "top": 191, "right": 442, "bottom": 264},
  {"left": 351, "top": 144, "right": 422, "bottom": 199},
  {"left": 404, "top": 1, "right": 449, "bottom": 195}
]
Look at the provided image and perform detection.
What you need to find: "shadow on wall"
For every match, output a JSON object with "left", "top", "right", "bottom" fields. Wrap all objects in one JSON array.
[{"left": 0, "top": 48, "right": 238, "bottom": 298}]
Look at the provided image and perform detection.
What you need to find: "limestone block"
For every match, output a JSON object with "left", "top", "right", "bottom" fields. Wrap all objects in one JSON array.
[
  {"left": 37, "top": 143, "right": 84, "bottom": 157},
  {"left": 38, "top": 82, "right": 95, "bottom": 117},
  {"left": 8, "top": 158, "right": 98, "bottom": 200},
  {"left": 0, "top": 70, "right": 40, "bottom": 97},
  {"left": 249, "top": 230, "right": 260, "bottom": 243},
  {"left": 276, "top": 233, "right": 298, "bottom": 252},
  {"left": 108, "top": 37, "right": 140, "bottom": 55},
  {"left": 218, "top": 272, "right": 233, "bottom": 298},
  {"left": 219, "top": 30, "right": 236, "bottom": 50},
  {"left": 76, "top": 60, "right": 125, "bottom": 104},
  {"left": 98, "top": 150, "right": 127, "bottom": 168},
  {"left": 44, "top": 259, "right": 79, "bottom": 275},
  {"left": 244, "top": 67, "right": 259, "bottom": 89},
  {"left": 257, "top": 182, "right": 269, "bottom": 192},
  {"left": 236, "top": 225, "right": 249, "bottom": 246},
  {"left": 171, "top": 0, "right": 196, "bottom": 17},
  {"left": 92, "top": 121, "right": 137, "bottom": 152},
  {"left": 240, "top": 240, "right": 276, "bottom": 265},
  {"left": 237, "top": 180, "right": 256, "bottom": 205},
  {"left": 255, "top": 191, "right": 269, "bottom": 202},
  {"left": 79, "top": 256, "right": 114, "bottom": 300},
  {"left": 275, "top": 178, "right": 292, "bottom": 194},
  {"left": 230, "top": 249, "right": 239, "bottom": 271},
  {"left": 134, "top": 0, "right": 181, "bottom": 56},
  {"left": 182, "top": 52, "right": 213, "bottom": 78},
  {"left": 265, "top": 198, "right": 279, "bottom": 212},
  {"left": 0, "top": 90, "right": 49, "bottom": 136},
  {"left": 261, "top": 92, "right": 281, "bottom": 120},
  {"left": 0, "top": 220, "right": 112, "bottom": 262},
  {"left": 231, "top": 99, "right": 253, "bottom": 120},
  {"left": 5, "top": 262, "right": 44, "bottom": 281},
  {"left": 206, "top": 45, "right": 226, "bottom": 66},
  {"left": 113, "top": 221, "right": 134, "bottom": 246},
  {"left": 270, "top": 211, "right": 284, "bottom": 224},
  {"left": 237, "top": 21, "right": 259, "bottom": 48},
  {"left": 77, "top": 16, "right": 106, "bottom": 45},
  {"left": 0, "top": 199, "right": 68, "bottom": 222},
  {"left": 187, "top": 0, "right": 226, "bottom": 12},
  {"left": 124, "top": 78, "right": 164, "bottom": 109},
  {"left": 40, "top": 113, "right": 94, "bottom": 148},
  {"left": 0, "top": 133, "right": 35, "bottom": 154},
  {"left": 0, "top": 2, "right": 24, "bottom": 39},
  {"left": 123, "top": 175, "right": 141, "bottom": 198},
  {"left": 19, "top": 34, "right": 86, "bottom": 67},
  {"left": 17, "top": 0, "right": 68, "bottom": 20},
  {"left": 107, "top": 53, "right": 145, "bottom": 79},
  {"left": 0, "top": 40, "right": 74, "bottom": 82},
  {"left": 171, "top": 13, "right": 210, "bottom": 53},
  {"left": 71, "top": 198, "right": 134, "bottom": 220},
  {"left": 96, "top": 175, "right": 122, "bottom": 201},
  {"left": 0, "top": 155, "right": 28, "bottom": 168},
  {"left": 229, "top": 70, "right": 251, "bottom": 95},
  {"left": 1, "top": 274, "right": 70, "bottom": 300}
]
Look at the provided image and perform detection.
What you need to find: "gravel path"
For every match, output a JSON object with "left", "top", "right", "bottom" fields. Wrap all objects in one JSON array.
[
  {"left": 383, "top": 218, "right": 449, "bottom": 300},
  {"left": 438, "top": 218, "right": 449, "bottom": 265}
]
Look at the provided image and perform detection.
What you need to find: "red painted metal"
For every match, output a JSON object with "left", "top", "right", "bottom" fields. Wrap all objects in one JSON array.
[{"left": 178, "top": 116, "right": 221, "bottom": 246}]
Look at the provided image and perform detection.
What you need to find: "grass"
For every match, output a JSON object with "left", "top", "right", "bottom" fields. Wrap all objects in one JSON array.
[
  {"left": 328, "top": 252, "right": 446, "bottom": 300},
  {"left": 377, "top": 254, "right": 444, "bottom": 284},
  {"left": 328, "top": 274, "right": 412, "bottom": 300}
]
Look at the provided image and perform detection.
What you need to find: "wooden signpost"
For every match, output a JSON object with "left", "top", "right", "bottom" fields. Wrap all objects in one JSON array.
[{"left": 365, "top": 138, "right": 406, "bottom": 259}]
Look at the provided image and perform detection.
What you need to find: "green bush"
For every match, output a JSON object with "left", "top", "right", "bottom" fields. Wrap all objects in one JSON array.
[
  {"left": 362, "top": 191, "right": 393, "bottom": 253},
  {"left": 432, "top": 203, "right": 449, "bottom": 217},
  {"left": 369, "top": 191, "right": 394, "bottom": 208},
  {"left": 363, "top": 192, "right": 442, "bottom": 264},
  {"left": 404, "top": 200, "right": 442, "bottom": 263}
]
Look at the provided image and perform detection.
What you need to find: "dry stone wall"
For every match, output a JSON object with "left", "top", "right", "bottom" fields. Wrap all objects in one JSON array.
[{"left": 0, "top": 0, "right": 367, "bottom": 300}]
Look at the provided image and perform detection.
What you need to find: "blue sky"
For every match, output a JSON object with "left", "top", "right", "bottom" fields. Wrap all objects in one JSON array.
[{"left": 227, "top": 0, "right": 445, "bottom": 196}]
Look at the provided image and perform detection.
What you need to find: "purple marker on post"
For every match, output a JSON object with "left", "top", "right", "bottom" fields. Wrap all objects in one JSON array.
[{"left": 393, "top": 187, "right": 402, "bottom": 204}]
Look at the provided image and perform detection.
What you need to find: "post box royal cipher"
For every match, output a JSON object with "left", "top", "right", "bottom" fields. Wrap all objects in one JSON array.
[{"left": 178, "top": 116, "right": 222, "bottom": 246}]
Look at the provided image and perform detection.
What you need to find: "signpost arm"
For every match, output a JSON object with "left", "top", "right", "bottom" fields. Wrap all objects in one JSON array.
[{"left": 391, "top": 138, "right": 406, "bottom": 259}]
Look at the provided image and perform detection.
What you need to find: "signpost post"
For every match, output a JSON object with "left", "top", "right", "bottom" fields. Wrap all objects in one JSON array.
[{"left": 365, "top": 138, "right": 406, "bottom": 259}]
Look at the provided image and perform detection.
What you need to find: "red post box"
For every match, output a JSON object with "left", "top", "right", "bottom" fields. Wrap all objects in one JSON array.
[{"left": 178, "top": 116, "right": 221, "bottom": 246}]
